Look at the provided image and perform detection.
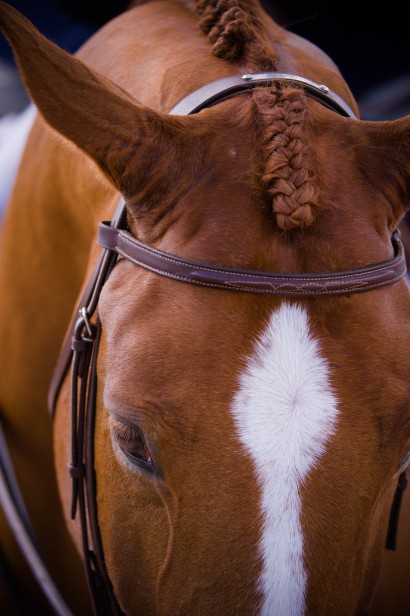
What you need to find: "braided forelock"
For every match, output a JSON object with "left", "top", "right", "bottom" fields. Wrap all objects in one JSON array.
[
  {"left": 193, "top": 0, "right": 279, "bottom": 69},
  {"left": 255, "top": 86, "right": 319, "bottom": 231}
]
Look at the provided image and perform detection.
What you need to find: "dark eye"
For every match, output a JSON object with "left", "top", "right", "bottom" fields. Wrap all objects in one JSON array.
[{"left": 111, "top": 419, "right": 153, "bottom": 470}]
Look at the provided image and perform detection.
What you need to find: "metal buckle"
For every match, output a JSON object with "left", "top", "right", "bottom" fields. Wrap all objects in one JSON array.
[{"left": 79, "top": 307, "right": 93, "bottom": 338}]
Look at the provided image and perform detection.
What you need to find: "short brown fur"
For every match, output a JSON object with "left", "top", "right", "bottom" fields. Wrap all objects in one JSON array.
[{"left": 0, "top": 1, "right": 410, "bottom": 615}]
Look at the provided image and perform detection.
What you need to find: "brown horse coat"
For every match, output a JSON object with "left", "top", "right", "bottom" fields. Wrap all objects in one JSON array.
[{"left": 0, "top": 1, "right": 409, "bottom": 614}]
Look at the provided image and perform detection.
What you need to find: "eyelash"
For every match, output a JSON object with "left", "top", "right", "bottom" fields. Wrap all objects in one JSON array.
[{"left": 110, "top": 419, "right": 154, "bottom": 472}]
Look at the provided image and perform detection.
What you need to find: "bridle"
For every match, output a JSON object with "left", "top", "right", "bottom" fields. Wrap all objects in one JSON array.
[{"left": 0, "top": 72, "right": 408, "bottom": 616}]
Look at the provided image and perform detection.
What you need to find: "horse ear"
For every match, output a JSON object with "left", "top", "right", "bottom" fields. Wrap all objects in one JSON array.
[
  {"left": 355, "top": 116, "right": 410, "bottom": 225},
  {"left": 0, "top": 1, "right": 202, "bottom": 200}
]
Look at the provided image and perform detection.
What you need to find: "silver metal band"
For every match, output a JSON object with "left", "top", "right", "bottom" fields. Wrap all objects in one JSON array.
[{"left": 170, "top": 72, "right": 357, "bottom": 118}]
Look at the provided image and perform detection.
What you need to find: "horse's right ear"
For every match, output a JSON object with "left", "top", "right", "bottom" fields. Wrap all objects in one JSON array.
[
  {"left": 354, "top": 115, "right": 410, "bottom": 226},
  {"left": 0, "top": 1, "right": 206, "bottom": 202}
]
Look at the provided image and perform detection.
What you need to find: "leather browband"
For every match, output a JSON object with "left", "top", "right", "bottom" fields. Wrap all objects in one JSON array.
[{"left": 98, "top": 223, "right": 406, "bottom": 297}]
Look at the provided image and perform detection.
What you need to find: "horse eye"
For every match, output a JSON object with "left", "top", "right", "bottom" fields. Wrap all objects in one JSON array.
[{"left": 111, "top": 420, "right": 153, "bottom": 469}]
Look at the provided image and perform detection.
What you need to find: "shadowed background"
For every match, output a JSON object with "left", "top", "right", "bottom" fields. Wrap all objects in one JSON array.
[{"left": 0, "top": 0, "right": 409, "bottom": 119}]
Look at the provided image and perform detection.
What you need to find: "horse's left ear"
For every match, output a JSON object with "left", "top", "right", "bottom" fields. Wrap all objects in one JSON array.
[
  {"left": 355, "top": 116, "right": 410, "bottom": 224},
  {"left": 0, "top": 1, "right": 206, "bottom": 208}
]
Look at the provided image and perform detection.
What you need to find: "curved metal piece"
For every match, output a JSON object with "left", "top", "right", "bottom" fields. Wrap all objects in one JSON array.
[{"left": 170, "top": 72, "right": 357, "bottom": 118}]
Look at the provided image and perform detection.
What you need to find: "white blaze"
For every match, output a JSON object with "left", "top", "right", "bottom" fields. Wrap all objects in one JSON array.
[{"left": 231, "top": 303, "right": 339, "bottom": 616}]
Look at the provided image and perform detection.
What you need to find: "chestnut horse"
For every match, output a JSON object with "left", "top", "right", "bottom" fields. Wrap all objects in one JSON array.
[{"left": 0, "top": 1, "right": 410, "bottom": 614}]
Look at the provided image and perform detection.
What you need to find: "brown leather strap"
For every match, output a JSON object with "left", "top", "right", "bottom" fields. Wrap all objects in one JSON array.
[
  {"left": 48, "top": 200, "right": 127, "bottom": 418},
  {"left": 98, "top": 223, "right": 406, "bottom": 297},
  {"left": 70, "top": 318, "right": 124, "bottom": 615}
]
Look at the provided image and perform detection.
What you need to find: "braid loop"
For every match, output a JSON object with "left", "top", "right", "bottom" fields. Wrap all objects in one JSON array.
[
  {"left": 193, "top": 0, "right": 277, "bottom": 68},
  {"left": 255, "top": 87, "right": 319, "bottom": 231}
]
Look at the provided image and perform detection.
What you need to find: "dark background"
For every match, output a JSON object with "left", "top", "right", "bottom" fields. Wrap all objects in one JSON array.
[{"left": 0, "top": 0, "right": 408, "bottom": 119}]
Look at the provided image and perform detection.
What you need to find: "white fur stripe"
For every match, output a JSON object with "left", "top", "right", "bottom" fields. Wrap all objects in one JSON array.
[{"left": 231, "top": 303, "right": 339, "bottom": 616}]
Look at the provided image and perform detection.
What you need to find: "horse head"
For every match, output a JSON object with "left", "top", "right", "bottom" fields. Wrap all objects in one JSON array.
[{"left": 0, "top": 1, "right": 410, "bottom": 614}]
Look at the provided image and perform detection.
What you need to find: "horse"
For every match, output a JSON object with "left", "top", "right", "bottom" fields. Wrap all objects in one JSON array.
[{"left": 0, "top": 1, "right": 409, "bottom": 614}]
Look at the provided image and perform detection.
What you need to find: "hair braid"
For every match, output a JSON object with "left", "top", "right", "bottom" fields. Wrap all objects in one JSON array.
[
  {"left": 193, "top": 0, "right": 277, "bottom": 68},
  {"left": 255, "top": 87, "right": 319, "bottom": 231}
]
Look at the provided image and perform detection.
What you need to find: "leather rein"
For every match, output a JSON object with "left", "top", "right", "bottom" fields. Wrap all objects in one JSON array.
[{"left": 1, "top": 72, "right": 408, "bottom": 616}]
